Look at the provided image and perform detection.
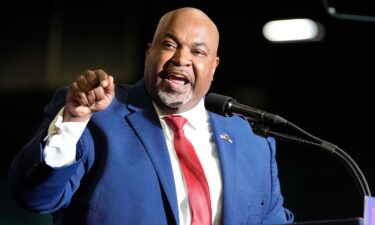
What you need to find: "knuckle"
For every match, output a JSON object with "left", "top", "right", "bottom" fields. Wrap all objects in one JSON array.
[{"left": 95, "top": 69, "right": 105, "bottom": 74}]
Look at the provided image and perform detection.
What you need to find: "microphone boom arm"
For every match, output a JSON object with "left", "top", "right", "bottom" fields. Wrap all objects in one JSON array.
[
  {"left": 252, "top": 122, "right": 371, "bottom": 198},
  {"left": 204, "top": 92, "right": 371, "bottom": 199}
]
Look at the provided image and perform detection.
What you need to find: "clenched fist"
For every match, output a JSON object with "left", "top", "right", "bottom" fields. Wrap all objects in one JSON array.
[{"left": 64, "top": 69, "right": 115, "bottom": 122}]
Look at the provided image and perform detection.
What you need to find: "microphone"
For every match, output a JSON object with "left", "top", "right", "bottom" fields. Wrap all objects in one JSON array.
[
  {"left": 205, "top": 93, "right": 288, "bottom": 125},
  {"left": 205, "top": 93, "right": 372, "bottom": 199}
]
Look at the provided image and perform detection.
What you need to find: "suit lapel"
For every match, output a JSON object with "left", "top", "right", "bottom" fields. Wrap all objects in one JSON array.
[
  {"left": 124, "top": 80, "right": 179, "bottom": 224},
  {"left": 209, "top": 112, "right": 238, "bottom": 224}
]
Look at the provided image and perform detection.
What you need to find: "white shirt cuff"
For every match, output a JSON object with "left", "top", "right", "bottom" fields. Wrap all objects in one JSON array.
[{"left": 43, "top": 107, "right": 89, "bottom": 168}]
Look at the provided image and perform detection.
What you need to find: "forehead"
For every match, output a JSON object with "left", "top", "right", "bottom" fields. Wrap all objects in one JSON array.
[{"left": 155, "top": 12, "right": 219, "bottom": 47}]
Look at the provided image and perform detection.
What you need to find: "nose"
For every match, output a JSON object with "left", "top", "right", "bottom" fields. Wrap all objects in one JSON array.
[{"left": 171, "top": 47, "right": 192, "bottom": 66}]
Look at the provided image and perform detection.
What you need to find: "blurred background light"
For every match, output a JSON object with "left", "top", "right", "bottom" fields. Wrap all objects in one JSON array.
[{"left": 262, "top": 18, "right": 325, "bottom": 42}]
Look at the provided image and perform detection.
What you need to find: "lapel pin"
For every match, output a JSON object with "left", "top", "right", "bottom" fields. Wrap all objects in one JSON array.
[{"left": 220, "top": 133, "right": 233, "bottom": 143}]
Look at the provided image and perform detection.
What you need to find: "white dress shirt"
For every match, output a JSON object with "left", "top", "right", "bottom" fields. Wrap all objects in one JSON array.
[
  {"left": 154, "top": 99, "right": 222, "bottom": 225},
  {"left": 43, "top": 100, "right": 222, "bottom": 225}
]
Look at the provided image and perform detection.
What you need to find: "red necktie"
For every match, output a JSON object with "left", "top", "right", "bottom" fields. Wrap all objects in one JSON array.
[{"left": 164, "top": 115, "right": 212, "bottom": 225}]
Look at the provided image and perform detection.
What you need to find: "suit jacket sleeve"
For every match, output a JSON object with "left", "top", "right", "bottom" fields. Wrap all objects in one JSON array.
[
  {"left": 8, "top": 87, "right": 92, "bottom": 213},
  {"left": 262, "top": 136, "right": 294, "bottom": 224}
]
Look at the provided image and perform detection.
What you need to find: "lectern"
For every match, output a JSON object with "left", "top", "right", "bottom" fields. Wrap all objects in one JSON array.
[{"left": 290, "top": 218, "right": 363, "bottom": 225}]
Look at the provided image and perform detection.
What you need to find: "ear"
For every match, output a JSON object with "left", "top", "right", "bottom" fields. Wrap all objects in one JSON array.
[
  {"left": 145, "top": 43, "right": 152, "bottom": 56},
  {"left": 211, "top": 56, "right": 220, "bottom": 81}
]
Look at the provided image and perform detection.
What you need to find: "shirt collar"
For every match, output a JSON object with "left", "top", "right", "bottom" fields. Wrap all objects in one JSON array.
[{"left": 153, "top": 99, "right": 208, "bottom": 131}]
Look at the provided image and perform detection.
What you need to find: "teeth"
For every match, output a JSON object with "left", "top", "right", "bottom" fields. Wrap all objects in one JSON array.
[
  {"left": 167, "top": 75, "right": 188, "bottom": 85},
  {"left": 173, "top": 80, "right": 185, "bottom": 85}
]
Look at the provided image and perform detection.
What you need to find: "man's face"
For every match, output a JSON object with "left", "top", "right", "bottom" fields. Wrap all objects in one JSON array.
[{"left": 144, "top": 11, "right": 220, "bottom": 113}]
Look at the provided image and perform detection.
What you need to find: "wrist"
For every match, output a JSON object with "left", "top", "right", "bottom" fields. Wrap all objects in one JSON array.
[{"left": 63, "top": 107, "right": 92, "bottom": 122}]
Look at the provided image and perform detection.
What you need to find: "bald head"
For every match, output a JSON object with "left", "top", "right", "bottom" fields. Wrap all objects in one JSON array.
[
  {"left": 144, "top": 7, "right": 220, "bottom": 113},
  {"left": 152, "top": 7, "right": 220, "bottom": 54}
]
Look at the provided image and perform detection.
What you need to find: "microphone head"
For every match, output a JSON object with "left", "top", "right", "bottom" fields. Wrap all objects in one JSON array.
[{"left": 205, "top": 93, "right": 235, "bottom": 116}]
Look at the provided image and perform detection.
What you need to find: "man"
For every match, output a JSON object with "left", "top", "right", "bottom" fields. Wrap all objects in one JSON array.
[{"left": 9, "top": 7, "right": 294, "bottom": 225}]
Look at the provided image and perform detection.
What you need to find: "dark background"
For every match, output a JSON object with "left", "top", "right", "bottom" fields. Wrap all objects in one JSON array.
[{"left": 1, "top": 0, "right": 374, "bottom": 224}]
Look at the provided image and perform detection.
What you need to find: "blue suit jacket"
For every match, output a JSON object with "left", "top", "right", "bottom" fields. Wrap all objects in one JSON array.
[{"left": 9, "top": 79, "right": 293, "bottom": 225}]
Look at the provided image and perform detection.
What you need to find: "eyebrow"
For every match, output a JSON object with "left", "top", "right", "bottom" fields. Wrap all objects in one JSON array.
[{"left": 163, "top": 33, "right": 208, "bottom": 49}]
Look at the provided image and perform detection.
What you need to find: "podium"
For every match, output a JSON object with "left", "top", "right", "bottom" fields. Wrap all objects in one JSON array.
[
  {"left": 290, "top": 218, "right": 363, "bottom": 225},
  {"left": 285, "top": 194, "right": 374, "bottom": 225}
]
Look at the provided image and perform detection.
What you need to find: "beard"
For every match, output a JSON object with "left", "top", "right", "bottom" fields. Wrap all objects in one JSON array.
[{"left": 157, "top": 88, "right": 193, "bottom": 109}]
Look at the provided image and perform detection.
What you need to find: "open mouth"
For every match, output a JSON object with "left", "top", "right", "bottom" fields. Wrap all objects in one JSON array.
[
  {"left": 165, "top": 74, "right": 190, "bottom": 85},
  {"left": 162, "top": 69, "right": 192, "bottom": 90}
]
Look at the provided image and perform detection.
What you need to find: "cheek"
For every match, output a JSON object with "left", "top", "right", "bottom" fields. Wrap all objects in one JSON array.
[
  {"left": 195, "top": 62, "right": 215, "bottom": 82},
  {"left": 194, "top": 72, "right": 214, "bottom": 93},
  {"left": 147, "top": 49, "right": 171, "bottom": 67},
  {"left": 195, "top": 62, "right": 206, "bottom": 72}
]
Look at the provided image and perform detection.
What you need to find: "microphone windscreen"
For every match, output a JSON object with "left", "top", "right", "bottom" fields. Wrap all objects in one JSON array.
[{"left": 204, "top": 93, "right": 233, "bottom": 116}]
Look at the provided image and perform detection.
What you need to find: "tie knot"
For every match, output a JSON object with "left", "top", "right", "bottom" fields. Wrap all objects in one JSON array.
[{"left": 164, "top": 115, "right": 188, "bottom": 132}]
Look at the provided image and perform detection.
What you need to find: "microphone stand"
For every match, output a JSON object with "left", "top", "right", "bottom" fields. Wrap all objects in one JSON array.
[
  {"left": 203, "top": 92, "right": 371, "bottom": 198},
  {"left": 251, "top": 122, "right": 371, "bottom": 199}
]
